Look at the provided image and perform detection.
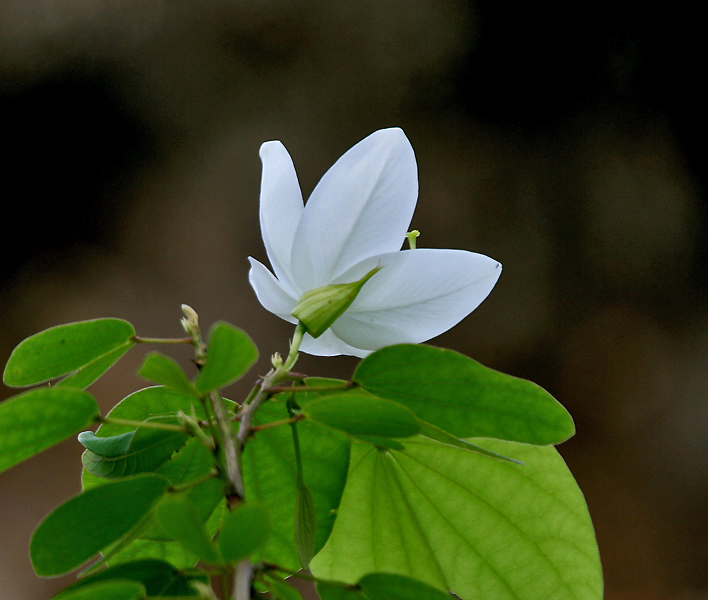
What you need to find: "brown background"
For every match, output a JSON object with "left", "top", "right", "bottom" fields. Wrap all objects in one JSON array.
[{"left": 1, "top": 2, "right": 706, "bottom": 599}]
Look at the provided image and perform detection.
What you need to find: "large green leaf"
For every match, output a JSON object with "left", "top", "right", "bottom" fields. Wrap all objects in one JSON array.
[
  {"left": 4, "top": 318, "right": 135, "bottom": 387},
  {"left": 0, "top": 387, "right": 99, "bottom": 474},
  {"left": 310, "top": 438, "right": 603, "bottom": 600},
  {"left": 242, "top": 400, "right": 350, "bottom": 571},
  {"left": 194, "top": 322, "right": 258, "bottom": 392},
  {"left": 31, "top": 474, "right": 171, "bottom": 576},
  {"left": 355, "top": 344, "right": 574, "bottom": 445},
  {"left": 53, "top": 558, "right": 203, "bottom": 597},
  {"left": 301, "top": 391, "right": 420, "bottom": 439}
]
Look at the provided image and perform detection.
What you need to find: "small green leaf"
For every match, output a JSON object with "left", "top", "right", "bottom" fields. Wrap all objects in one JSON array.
[
  {"left": 218, "top": 504, "right": 271, "bottom": 563},
  {"left": 194, "top": 322, "right": 258, "bottom": 393},
  {"left": 51, "top": 580, "right": 146, "bottom": 600},
  {"left": 358, "top": 573, "right": 452, "bottom": 600},
  {"left": 4, "top": 318, "right": 136, "bottom": 387},
  {"left": 295, "top": 479, "right": 316, "bottom": 568},
  {"left": 302, "top": 391, "right": 420, "bottom": 439},
  {"left": 31, "top": 474, "right": 170, "bottom": 576},
  {"left": 0, "top": 387, "right": 99, "bottom": 474},
  {"left": 155, "top": 496, "right": 221, "bottom": 564},
  {"left": 82, "top": 420, "right": 189, "bottom": 478},
  {"left": 138, "top": 353, "right": 199, "bottom": 397},
  {"left": 53, "top": 558, "right": 204, "bottom": 598},
  {"left": 78, "top": 430, "right": 135, "bottom": 457},
  {"left": 355, "top": 344, "right": 575, "bottom": 445}
]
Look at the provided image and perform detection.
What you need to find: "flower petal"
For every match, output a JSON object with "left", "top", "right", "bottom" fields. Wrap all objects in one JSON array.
[
  {"left": 259, "top": 141, "right": 305, "bottom": 296},
  {"left": 247, "top": 257, "right": 298, "bottom": 322},
  {"left": 298, "top": 328, "right": 370, "bottom": 358},
  {"left": 290, "top": 128, "right": 418, "bottom": 291},
  {"left": 329, "top": 249, "right": 502, "bottom": 351}
]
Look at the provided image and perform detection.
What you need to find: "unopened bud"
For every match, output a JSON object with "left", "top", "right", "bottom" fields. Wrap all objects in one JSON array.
[{"left": 291, "top": 267, "right": 381, "bottom": 338}]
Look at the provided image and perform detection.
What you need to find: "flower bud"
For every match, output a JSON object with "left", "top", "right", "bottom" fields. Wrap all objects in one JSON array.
[{"left": 292, "top": 267, "right": 381, "bottom": 338}]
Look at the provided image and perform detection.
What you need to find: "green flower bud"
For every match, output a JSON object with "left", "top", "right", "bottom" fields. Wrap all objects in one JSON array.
[{"left": 292, "top": 267, "right": 381, "bottom": 338}]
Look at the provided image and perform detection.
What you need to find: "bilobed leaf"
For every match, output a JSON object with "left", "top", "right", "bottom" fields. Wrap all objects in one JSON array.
[
  {"left": 194, "top": 322, "right": 258, "bottom": 392},
  {"left": 355, "top": 344, "right": 574, "bottom": 445},
  {"left": 218, "top": 504, "right": 271, "bottom": 562},
  {"left": 242, "top": 401, "right": 350, "bottom": 571},
  {"left": 138, "top": 353, "right": 199, "bottom": 397},
  {"left": 155, "top": 496, "right": 220, "bottom": 564},
  {"left": 53, "top": 558, "right": 204, "bottom": 598},
  {"left": 51, "top": 580, "right": 146, "bottom": 600},
  {"left": 310, "top": 438, "right": 603, "bottom": 600},
  {"left": 31, "top": 474, "right": 170, "bottom": 576},
  {"left": 0, "top": 387, "right": 99, "bottom": 474},
  {"left": 302, "top": 391, "right": 420, "bottom": 438},
  {"left": 4, "top": 318, "right": 135, "bottom": 387}
]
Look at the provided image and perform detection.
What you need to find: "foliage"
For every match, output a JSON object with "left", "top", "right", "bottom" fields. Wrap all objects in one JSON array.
[{"left": 1, "top": 315, "right": 602, "bottom": 599}]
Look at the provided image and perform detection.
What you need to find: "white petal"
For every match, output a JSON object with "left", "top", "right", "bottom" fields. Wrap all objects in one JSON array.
[
  {"left": 259, "top": 141, "right": 304, "bottom": 297},
  {"left": 248, "top": 257, "right": 298, "bottom": 323},
  {"left": 298, "top": 328, "right": 370, "bottom": 358},
  {"left": 329, "top": 249, "right": 502, "bottom": 351},
  {"left": 290, "top": 128, "right": 418, "bottom": 290}
]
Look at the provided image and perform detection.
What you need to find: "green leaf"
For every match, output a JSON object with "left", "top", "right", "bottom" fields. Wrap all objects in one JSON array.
[
  {"left": 78, "top": 430, "right": 135, "bottom": 457},
  {"left": 4, "top": 318, "right": 135, "bottom": 387},
  {"left": 31, "top": 474, "right": 170, "bottom": 576},
  {"left": 295, "top": 479, "right": 316, "bottom": 568},
  {"left": 355, "top": 344, "right": 574, "bottom": 445},
  {"left": 51, "top": 580, "right": 146, "bottom": 600},
  {"left": 155, "top": 496, "right": 221, "bottom": 564},
  {"left": 0, "top": 387, "right": 99, "bottom": 474},
  {"left": 358, "top": 573, "right": 453, "bottom": 600},
  {"left": 302, "top": 391, "right": 420, "bottom": 439},
  {"left": 57, "top": 344, "right": 134, "bottom": 389},
  {"left": 310, "top": 438, "right": 603, "bottom": 600},
  {"left": 82, "top": 420, "right": 189, "bottom": 478},
  {"left": 53, "top": 559, "right": 203, "bottom": 598},
  {"left": 242, "top": 401, "right": 350, "bottom": 571},
  {"left": 138, "top": 353, "right": 199, "bottom": 397},
  {"left": 218, "top": 504, "right": 271, "bottom": 562},
  {"left": 194, "top": 322, "right": 258, "bottom": 392}
]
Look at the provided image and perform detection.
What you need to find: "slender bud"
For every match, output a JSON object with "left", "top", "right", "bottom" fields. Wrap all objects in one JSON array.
[{"left": 291, "top": 267, "right": 381, "bottom": 338}]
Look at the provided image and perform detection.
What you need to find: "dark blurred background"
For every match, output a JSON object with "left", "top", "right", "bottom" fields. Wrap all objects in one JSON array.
[{"left": 1, "top": 2, "right": 705, "bottom": 599}]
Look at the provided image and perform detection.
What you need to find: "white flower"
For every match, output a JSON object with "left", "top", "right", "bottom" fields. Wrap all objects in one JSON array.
[{"left": 248, "top": 127, "right": 502, "bottom": 358}]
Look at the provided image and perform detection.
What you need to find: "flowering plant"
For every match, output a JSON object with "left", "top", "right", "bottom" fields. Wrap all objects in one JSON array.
[{"left": 0, "top": 129, "right": 602, "bottom": 600}]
